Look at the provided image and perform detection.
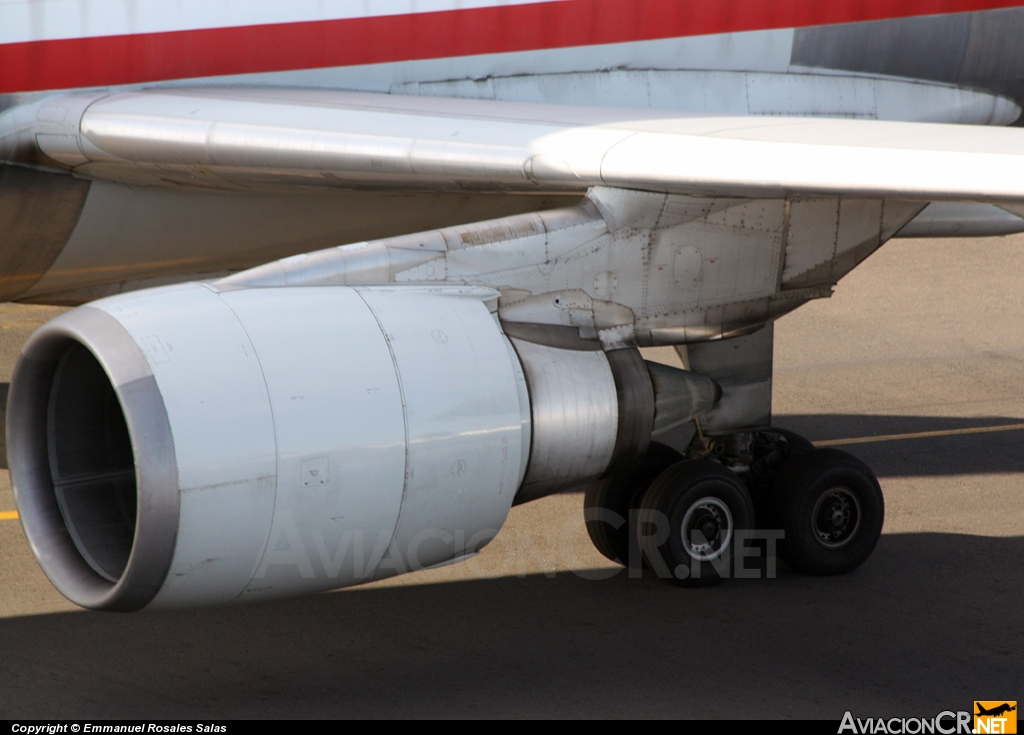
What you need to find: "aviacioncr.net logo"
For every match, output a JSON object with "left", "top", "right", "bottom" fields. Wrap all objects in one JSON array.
[{"left": 839, "top": 711, "right": 973, "bottom": 734}]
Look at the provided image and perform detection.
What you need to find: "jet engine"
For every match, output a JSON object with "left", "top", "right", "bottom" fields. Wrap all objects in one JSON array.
[{"left": 8, "top": 282, "right": 717, "bottom": 610}]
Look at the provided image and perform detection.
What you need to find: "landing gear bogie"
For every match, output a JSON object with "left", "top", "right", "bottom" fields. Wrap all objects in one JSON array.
[{"left": 581, "top": 428, "right": 884, "bottom": 584}]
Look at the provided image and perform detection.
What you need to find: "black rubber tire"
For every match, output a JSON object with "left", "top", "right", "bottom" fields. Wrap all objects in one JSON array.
[
  {"left": 776, "top": 448, "right": 884, "bottom": 576},
  {"left": 583, "top": 442, "right": 682, "bottom": 565},
  {"left": 636, "top": 460, "right": 755, "bottom": 587}
]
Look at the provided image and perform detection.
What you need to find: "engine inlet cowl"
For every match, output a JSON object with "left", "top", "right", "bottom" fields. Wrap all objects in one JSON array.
[
  {"left": 8, "top": 306, "right": 179, "bottom": 611},
  {"left": 9, "top": 283, "right": 530, "bottom": 610}
]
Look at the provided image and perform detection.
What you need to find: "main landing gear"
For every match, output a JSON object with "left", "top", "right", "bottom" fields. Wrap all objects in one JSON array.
[{"left": 584, "top": 429, "right": 884, "bottom": 585}]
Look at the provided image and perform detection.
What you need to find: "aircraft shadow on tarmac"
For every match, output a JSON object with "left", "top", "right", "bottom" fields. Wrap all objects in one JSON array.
[
  {"left": 0, "top": 532, "right": 1020, "bottom": 718},
  {"left": 775, "top": 414, "right": 1024, "bottom": 478}
]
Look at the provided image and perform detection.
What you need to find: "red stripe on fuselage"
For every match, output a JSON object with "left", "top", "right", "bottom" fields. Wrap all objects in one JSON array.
[{"left": 3, "top": 0, "right": 1024, "bottom": 94}]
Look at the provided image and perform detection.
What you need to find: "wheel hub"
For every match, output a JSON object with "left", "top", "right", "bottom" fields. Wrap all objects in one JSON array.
[
  {"left": 812, "top": 486, "right": 862, "bottom": 549},
  {"left": 681, "top": 497, "right": 734, "bottom": 561}
]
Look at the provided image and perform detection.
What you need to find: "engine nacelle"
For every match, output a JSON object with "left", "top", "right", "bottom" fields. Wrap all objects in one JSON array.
[{"left": 9, "top": 282, "right": 717, "bottom": 610}]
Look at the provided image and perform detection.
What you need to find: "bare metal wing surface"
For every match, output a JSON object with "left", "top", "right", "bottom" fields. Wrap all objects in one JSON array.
[{"left": 5, "top": 88, "right": 1024, "bottom": 201}]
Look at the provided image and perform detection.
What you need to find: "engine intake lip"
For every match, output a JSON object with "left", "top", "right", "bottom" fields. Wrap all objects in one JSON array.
[{"left": 8, "top": 306, "right": 179, "bottom": 611}]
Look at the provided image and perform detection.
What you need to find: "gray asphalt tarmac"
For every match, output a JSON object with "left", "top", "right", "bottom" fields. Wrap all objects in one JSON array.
[{"left": 0, "top": 234, "right": 1022, "bottom": 718}]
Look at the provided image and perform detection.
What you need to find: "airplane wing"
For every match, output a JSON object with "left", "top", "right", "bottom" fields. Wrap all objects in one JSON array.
[
  {"left": 4, "top": 87, "right": 1024, "bottom": 202},
  {"left": 7, "top": 85, "right": 1024, "bottom": 611}
]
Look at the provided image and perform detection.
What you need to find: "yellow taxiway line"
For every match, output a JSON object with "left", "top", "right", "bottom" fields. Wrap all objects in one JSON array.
[
  {"left": 815, "top": 422, "right": 1024, "bottom": 447},
  {"left": 0, "top": 423, "right": 1018, "bottom": 522}
]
